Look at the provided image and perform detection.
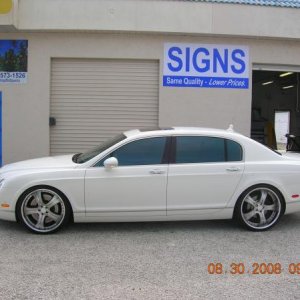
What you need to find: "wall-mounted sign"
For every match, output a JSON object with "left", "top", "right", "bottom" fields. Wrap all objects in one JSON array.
[
  {"left": 0, "top": 0, "right": 13, "bottom": 14},
  {"left": 163, "top": 43, "right": 249, "bottom": 89},
  {"left": 0, "top": 40, "right": 28, "bottom": 84},
  {"left": 0, "top": 92, "right": 2, "bottom": 166}
]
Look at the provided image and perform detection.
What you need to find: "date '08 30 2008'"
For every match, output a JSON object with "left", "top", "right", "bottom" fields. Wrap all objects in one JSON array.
[{"left": 208, "top": 263, "right": 300, "bottom": 275}]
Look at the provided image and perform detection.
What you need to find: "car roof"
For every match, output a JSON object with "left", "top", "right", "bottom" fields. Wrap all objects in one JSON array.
[{"left": 123, "top": 125, "right": 240, "bottom": 139}]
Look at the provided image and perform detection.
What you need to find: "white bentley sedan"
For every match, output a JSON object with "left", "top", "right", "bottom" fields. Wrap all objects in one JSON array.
[{"left": 0, "top": 126, "right": 300, "bottom": 234}]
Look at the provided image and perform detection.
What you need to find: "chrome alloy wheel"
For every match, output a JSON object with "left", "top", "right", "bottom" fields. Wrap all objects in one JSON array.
[
  {"left": 20, "top": 189, "right": 66, "bottom": 233},
  {"left": 240, "top": 187, "right": 282, "bottom": 230}
]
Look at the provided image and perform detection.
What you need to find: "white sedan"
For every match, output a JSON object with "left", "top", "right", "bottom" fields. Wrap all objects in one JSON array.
[{"left": 0, "top": 126, "right": 300, "bottom": 234}]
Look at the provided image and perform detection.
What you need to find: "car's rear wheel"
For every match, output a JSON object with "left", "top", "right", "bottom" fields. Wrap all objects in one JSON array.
[
  {"left": 235, "top": 185, "right": 284, "bottom": 231},
  {"left": 16, "top": 186, "right": 71, "bottom": 234}
]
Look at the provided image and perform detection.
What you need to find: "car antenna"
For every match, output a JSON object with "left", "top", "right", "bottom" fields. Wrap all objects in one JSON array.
[{"left": 227, "top": 124, "right": 234, "bottom": 132}]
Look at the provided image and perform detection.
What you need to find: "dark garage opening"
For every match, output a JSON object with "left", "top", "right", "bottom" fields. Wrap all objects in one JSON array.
[{"left": 251, "top": 70, "right": 300, "bottom": 150}]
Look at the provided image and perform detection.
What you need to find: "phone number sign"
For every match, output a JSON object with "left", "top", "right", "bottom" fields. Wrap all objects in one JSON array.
[
  {"left": 0, "top": 72, "right": 27, "bottom": 83},
  {"left": 0, "top": 40, "right": 28, "bottom": 84},
  {"left": 163, "top": 43, "right": 249, "bottom": 89}
]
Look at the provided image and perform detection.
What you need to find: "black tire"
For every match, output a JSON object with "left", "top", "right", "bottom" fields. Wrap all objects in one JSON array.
[
  {"left": 234, "top": 184, "right": 285, "bottom": 231},
  {"left": 16, "top": 185, "right": 72, "bottom": 234}
]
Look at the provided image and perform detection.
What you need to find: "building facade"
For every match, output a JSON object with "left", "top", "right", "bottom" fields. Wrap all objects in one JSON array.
[{"left": 0, "top": 0, "right": 300, "bottom": 163}]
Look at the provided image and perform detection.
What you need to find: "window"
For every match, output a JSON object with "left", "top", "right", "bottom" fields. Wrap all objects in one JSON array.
[
  {"left": 95, "top": 137, "right": 167, "bottom": 166},
  {"left": 226, "top": 139, "right": 243, "bottom": 162},
  {"left": 176, "top": 136, "right": 225, "bottom": 163},
  {"left": 175, "top": 136, "right": 243, "bottom": 164}
]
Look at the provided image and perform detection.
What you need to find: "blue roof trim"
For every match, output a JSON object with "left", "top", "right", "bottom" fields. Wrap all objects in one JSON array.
[{"left": 189, "top": 0, "right": 300, "bottom": 8}]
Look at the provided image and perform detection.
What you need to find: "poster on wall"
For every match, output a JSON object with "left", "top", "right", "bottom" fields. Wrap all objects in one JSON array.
[
  {"left": 163, "top": 43, "right": 249, "bottom": 89},
  {"left": 0, "top": 40, "right": 28, "bottom": 84}
]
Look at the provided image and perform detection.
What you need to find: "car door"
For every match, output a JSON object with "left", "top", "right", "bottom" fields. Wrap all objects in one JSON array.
[
  {"left": 84, "top": 136, "right": 169, "bottom": 217},
  {"left": 167, "top": 135, "right": 244, "bottom": 215}
]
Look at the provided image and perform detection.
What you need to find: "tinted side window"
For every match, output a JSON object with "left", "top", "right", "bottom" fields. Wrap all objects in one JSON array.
[
  {"left": 226, "top": 139, "right": 243, "bottom": 161},
  {"left": 96, "top": 137, "right": 167, "bottom": 166},
  {"left": 175, "top": 136, "right": 225, "bottom": 163}
]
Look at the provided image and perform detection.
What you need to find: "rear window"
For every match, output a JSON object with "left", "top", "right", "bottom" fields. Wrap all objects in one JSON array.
[{"left": 226, "top": 139, "right": 243, "bottom": 161}]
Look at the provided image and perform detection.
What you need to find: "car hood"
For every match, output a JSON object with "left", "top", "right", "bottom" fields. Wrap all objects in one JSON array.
[{"left": 0, "top": 154, "right": 77, "bottom": 174}]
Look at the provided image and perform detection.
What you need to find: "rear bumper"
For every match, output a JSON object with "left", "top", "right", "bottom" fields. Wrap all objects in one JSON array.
[{"left": 285, "top": 201, "right": 300, "bottom": 214}]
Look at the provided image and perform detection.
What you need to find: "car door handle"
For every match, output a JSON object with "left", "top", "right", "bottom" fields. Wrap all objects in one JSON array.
[
  {"left": 226, "top": 167, "right": 240, "bottom": 172},
  {"left": 149, "top": 169, "right": 165, "bottom": 175}
]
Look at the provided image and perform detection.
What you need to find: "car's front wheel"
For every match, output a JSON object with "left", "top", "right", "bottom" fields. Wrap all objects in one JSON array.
[
  {"left": 235, "top": 185, "right": 285, "bottom": 231},
  {"left": 16, "top": 186, "right": 71, "bottom": 234}
]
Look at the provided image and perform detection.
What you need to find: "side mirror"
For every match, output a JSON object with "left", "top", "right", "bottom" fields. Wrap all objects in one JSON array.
[{"left": 104, "top": 157, "right": 118, "bottom": 169}]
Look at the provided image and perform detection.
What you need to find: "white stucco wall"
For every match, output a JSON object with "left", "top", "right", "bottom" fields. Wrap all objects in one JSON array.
[
  {"left": 2, "top": 0, "right": 300, "bottom": 40},
  {"left": 0, "top": 31, "right": 299, "bottom": 163}
]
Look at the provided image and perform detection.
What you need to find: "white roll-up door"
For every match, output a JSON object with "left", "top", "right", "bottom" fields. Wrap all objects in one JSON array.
[{"left": 50, "top": 59, "right": 159, "bottom": 155}]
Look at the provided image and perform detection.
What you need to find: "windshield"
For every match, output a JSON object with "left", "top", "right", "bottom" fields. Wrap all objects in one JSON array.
[{"left": 73, "top": 134, "right": 126, "bottom": 164}]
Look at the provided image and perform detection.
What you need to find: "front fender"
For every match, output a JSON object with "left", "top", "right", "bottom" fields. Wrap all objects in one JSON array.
[{"left": 0, "top": 168, "right": 86, "bottom": 214}]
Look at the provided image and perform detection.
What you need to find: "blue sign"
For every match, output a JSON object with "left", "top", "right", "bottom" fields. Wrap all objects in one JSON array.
[
  {"left": 0, "top": 92, "right": 2, "bottom": 166},
  {"left": 163, "top": 43, "right": 249, "bottom": 89}
]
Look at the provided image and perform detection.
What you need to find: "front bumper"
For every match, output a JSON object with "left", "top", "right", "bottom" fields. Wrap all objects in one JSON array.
[{"left": 0, "top": 209, "right": 16, "bottom": 221}]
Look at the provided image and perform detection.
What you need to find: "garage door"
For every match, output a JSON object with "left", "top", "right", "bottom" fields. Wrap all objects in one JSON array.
[{"left": 50, "top": 59, "right": 159, "bottom": 155}]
